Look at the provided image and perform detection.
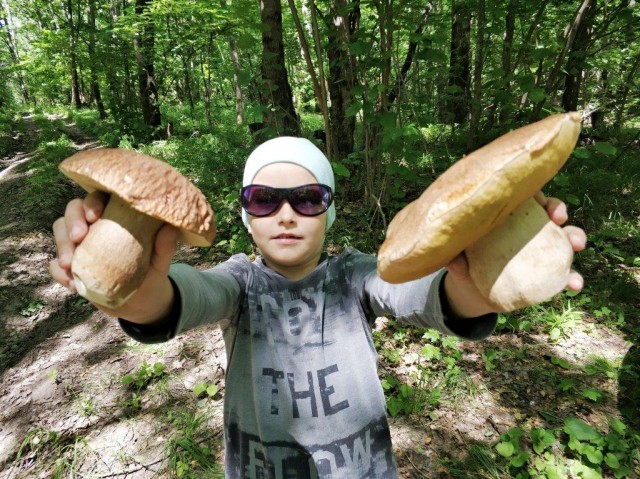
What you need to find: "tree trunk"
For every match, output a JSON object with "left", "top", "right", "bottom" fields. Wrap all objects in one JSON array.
[
  {"left": 443, "top": 0, "right": 471, "bottom": 124},
  {"left": 325, "top": 0, "right": 359, "bottom": 159},
  {"left": 613, "top": 51, "right": 640, "bottom": 133},
  {"left": 62, "top": 0, "right": 82, "bottom": 109},
  {"left": 468, "top": 0, "right": 485, "bottom": 149},
  {"left": 134, "top": 0, "right": 162, "bottom": 128},
  {"left": 229, "top": 36, "right": 244, "bottom": 125},
  {"left": 258, "top": 0, "right": 300, "bottom": 138},
  {"left": 88, "top": 0, "right": 107, "bottom": 119},
  {"left": 562, "top": 0, "right": 597, "bottom": 112},
  {"left": 495, "top": 0, "right": 516, "bottom": 126}
]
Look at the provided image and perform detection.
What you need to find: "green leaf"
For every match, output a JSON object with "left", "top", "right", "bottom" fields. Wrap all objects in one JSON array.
[
  {"left": 583, "top": 444, "right": 603, "bottom": 464},
  {"left": 417, "top": 48, "right": 448, "bottom": 63},
  {"left": 386, "top": 397, "right": 403, "bottom": 417},
  {"left": 566, "top": 193, "right": 581, "bottom": 206},
  {"left": 345, "top": 103, "right": 362, "bottom": 117},
  {"left": 422, "top": 330, "right": 441, "bottom": 342},
  {"left": 399, "top": 384, "right": 414, "bottom": 399},
  {"left": 236, "top": 33, "right": 255, "bottom": 49},
  {"left": 582, "top": 388, "right": 603, "bottom": 402},
  {"left": 206, "top": 384, "right": 218, "bottom": 397},
  {"left": 496, "top": 441, "right": 515, "bottom": 457},
  {"left": 510, "top": 451, "right": 530, "bottom": 468},
  {"left": 193, "top": 382, "right": 207, "bottom": 396},
  {"left": 594, "top": 142, "right": 617, "bottom": 156},
  {"left": 564, "top": 418, "right": 600, "bottom": 442},
  {"left": 609, "top": 418, "right": 626, "bottom": 436},
  {"left": 518, "top": 320, "right": 532, "bottom": 331},
  {"left": 551, "top": 356, "right": 570, "bottom": 369},
  {"left": 331, "top": 161, "right": 350, "bottom": 178},
  {"left": 552, "top": 173, "right": 570, "bottom": 187},
  {"left": 529, "top": 88, "right": 546, "bottom": 102},
  {"left": 531, "top": 428, "right": 556, "bottom": 454},
  {"left": 573, "top": 147, "right": 591, "bottom": 159},
  {"left": 604, "top": 452, "right": 620, "bottom": 469},
  {"left": 559, "top": 378, "right": 574, "bottom": 392},
  {"left": 421, "top": 344, "right": 441, "bottom": 361},
  {"left": 578, "top": 465, "right": 603, "bottom": 479}
]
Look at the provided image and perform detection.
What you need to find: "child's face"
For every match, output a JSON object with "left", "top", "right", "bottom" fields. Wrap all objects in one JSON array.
[{"left": 247, "top": 163, "right": 327, "bottom": 280}]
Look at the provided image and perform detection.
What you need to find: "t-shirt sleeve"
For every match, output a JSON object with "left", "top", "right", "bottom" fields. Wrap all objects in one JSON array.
[
  {"left": 349, "top": 250, "right": 496, "bottom": 341},
  {"left": 118, "top": 256, "right": 245, "bottom": 344}
]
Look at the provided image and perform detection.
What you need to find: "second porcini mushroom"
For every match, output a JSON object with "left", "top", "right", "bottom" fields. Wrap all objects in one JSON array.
[
  {"left": 377, "top": 112, "right": 581, "bottom": 311},
  {"left": 60, "top": 148, "right": 216, "bottom": 309}
]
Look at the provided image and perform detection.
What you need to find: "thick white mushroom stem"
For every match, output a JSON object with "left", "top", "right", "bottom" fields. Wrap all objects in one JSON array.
[
  {"left": 71, "top": 195, "right": 163, "bottom": 309},
  {"left": 465, "top": 197, "right": 574, "bottom": 312}
]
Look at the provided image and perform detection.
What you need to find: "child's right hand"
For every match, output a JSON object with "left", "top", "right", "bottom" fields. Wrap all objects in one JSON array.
[{"left": 50, "top": 192, "right": 179, "bottom": 323}]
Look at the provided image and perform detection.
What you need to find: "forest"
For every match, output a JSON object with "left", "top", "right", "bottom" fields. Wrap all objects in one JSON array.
[{"left": 0, "top": 0, "right": 639, "bottom": 477}]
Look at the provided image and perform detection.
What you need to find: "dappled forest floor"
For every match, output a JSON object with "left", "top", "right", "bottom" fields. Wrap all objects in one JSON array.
[{"left": 0, "top": 114, "right": 638, "bottom": 478}]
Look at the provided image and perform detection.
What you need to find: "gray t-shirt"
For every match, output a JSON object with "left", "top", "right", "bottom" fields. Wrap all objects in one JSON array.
[{"left": 121, "top": 249, "right": 496, "bottom": 478}]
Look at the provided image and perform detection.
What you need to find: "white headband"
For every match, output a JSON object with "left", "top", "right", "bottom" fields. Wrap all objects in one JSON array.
[{"left": 242, "top": 137, "right": 336, "bottom": 230}]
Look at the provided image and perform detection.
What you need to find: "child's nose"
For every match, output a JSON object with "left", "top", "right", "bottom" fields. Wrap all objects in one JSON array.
[{"left": 277, "top": 200, "right": 297, "bottom": 223}]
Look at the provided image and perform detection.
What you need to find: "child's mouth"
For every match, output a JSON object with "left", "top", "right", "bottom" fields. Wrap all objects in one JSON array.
[{"left": 273, "top": 234, "right": 302, "bottom": 244}]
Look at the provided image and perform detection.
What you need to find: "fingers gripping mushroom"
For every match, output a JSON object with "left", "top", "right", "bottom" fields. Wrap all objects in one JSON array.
[
  {"left": 59, "top": 148, "right": 216, "bottom": 309},
  {"left": 377, "top": 112, "right": 581, "bottom": 311}
]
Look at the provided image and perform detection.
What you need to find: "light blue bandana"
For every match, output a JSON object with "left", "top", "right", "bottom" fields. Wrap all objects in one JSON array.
[{"left": 242, "top": 137, "right": 336, "bottom": 231}]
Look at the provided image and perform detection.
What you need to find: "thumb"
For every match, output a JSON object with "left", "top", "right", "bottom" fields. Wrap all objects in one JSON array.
[
  {"left": 446, "top": 251, "right": 471, "bottom": 282},
  {"left": 151, "top": 224, "right": 178, "bottom": 275}
]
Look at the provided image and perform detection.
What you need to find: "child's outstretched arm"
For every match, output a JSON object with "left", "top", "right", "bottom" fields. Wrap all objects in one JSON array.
[
  {"left": 49, "top": 192, "right": 178, "bottom": 324},
  {"left": 443, "top": 196, "right": 587, "bottom": 318}
]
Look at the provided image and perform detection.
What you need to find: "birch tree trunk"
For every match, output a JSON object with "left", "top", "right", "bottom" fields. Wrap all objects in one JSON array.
[{"left": 562, "top": 0, "right": 598, "bottom": 112}]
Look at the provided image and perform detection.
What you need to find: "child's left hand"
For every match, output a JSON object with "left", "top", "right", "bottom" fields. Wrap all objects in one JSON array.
[{"left": 444, "top": 194, "right": 586, "bottom": 317}]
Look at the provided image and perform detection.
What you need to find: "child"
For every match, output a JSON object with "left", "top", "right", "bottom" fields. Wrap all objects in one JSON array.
[{"left": 50, "top": 137, "right": 586, "bottom": 478}]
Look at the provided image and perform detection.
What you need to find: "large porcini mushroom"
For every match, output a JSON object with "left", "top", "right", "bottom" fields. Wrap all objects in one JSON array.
[
  {"left": 59, "top": 148, "right": 216, "bottom": 309},
  {"left": 377, "top": 112, "right": 581, "bottom": 311}
]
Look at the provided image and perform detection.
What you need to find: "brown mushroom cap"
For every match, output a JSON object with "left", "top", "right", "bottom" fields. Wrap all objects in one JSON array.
[
  {"left": 377, "top": 112, "right": 581, "bottom": 283},
  {"left": 60, "top": 148, "right": 215, "bottom": 246}
]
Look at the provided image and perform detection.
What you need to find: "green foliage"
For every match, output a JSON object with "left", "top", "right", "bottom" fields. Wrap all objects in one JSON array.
[
  {"left": 19, "top": 299, "right": 45, "bottom": 317},
  {"left": 193, "top": 382, "right": 219, "bottom": 399},
  {"left": 165, "top": 411, "right": 224, "bottom": 478},
  {"left": 494, "top": 418, "right": 640, "bottom": 478},
  {"left": 376, "top": 321, "right": 470, "bottom": 419},
  {"left": 14, "top": 427, "right": 88, "bottom": 478},
  {"left": 121, "top": 361, "right": 167, "bottom": 391}
]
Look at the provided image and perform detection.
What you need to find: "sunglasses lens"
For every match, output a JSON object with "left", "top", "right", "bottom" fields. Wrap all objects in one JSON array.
[
  {"left": 241, "top": 184, "right": 332, "bottom": 217},
  {"left": 242, "top": 186, "right": 282, "bottom": 216},
  {"left": 289, "top": 185, "right": 331, "bottom": 216}
]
